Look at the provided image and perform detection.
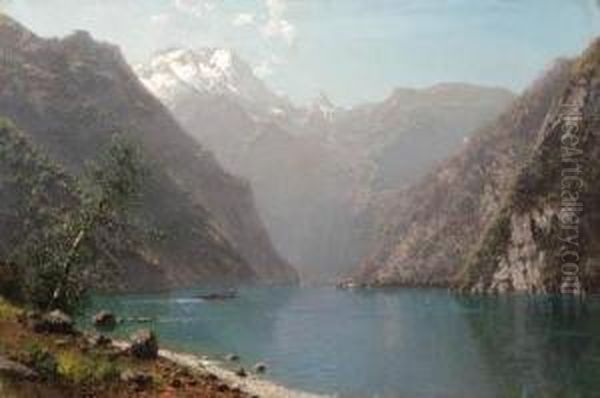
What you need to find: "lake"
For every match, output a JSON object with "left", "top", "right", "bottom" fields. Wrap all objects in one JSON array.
[{"left": 82, "top": 287, "right": 600, "bottom": 398}]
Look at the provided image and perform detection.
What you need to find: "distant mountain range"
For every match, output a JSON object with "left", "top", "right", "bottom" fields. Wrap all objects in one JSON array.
[
  {"left": 2, "top": 14, "right": 593, "bottom": 295},
  {"left": 137, "top": 47, "right": 515, "bottom": 281},
  {"left": 0, "top": 14, "right": 298, "bottom": 291}
]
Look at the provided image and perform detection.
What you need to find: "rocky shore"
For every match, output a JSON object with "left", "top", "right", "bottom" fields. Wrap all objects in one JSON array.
[{"left": 0, "top": 298, "right": 323, "bottom": 398}]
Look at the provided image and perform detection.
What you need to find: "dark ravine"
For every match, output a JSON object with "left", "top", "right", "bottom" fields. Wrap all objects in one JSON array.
[
  {"left": 356, "top": 39, "right": 600, "bottom": 294},
  {"left": 0, "top": 14, "right": 297, "bottom": 291}
]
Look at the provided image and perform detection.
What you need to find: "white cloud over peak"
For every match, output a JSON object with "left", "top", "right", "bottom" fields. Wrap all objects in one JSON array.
[
  {"left": 261, "top": 0, "right": 296, "bottom": 46},
  {"left": 253, "top": 54, "right": 284, "bottom": 78},
  {"left": 253, "top": 60, "right": 273, "bottom": 78},
  {"left": 232, "top": 13, "right": 255, "bottom": 27}
]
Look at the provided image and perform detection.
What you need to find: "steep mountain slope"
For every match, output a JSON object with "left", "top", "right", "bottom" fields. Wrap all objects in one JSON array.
[
  {"left": 327, "top": 83, "right": 516, "bottom": 192},
  {"left": 459, "top": 39, "right": 600, "bottom": 294},
  {"left": 357, "top": 59, "right": 574, "bottom": 287},
  {"left": 138, "top": 48, "right": 514, "bottom": 281},
  {"left": 0, "top": 14, "right": 298, "bottom": 289}
]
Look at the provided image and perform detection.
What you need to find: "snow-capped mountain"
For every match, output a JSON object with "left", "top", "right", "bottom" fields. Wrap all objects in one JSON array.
[
  {"left": 135, "top": 48, "right": 287, "bottom": 112},
  {"left": 311, "top": 92, "right": 338, "bottom": 119}
]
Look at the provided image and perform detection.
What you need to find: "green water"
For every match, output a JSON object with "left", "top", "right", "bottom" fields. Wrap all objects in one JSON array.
[{"left": 82, "top": 287, "right": 600, "bottom": 398}]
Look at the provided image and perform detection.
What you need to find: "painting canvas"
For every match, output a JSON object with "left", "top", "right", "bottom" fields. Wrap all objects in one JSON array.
[{"left": 0, "top": 1, "right": 599, "bottom": 397}]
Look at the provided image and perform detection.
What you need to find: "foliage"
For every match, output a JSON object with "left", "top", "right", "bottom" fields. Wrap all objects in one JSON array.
[
  {"left": 24, "top": 342, "right": 58, "bottom": 379},
  {"left": 0, "top": 296, "right": 21, "bottom": 320},
  {"left": 57, "top": 350, "right": 121, "bottom": 383},
  {"left": 0, "top": 119, "right": 148, "bottom": 312}
]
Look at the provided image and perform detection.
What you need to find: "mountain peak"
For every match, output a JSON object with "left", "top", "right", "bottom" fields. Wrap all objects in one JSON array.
[
  {"left": 0, "top": 13, "right": 37, "bottom": 48},
  {"left": 0, "top": 13, "right": 27, "bottom": 31},
  {"left": 308, "top": 91, "right": 338, "bottom": 121},
  {"left": 136, "top": 47, "right": 284, "bottom": 110}
]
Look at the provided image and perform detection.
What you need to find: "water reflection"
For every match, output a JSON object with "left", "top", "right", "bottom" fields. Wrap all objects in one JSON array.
[
  {"left": 85, "top": 287, "right": 295, "bottom": 358},
  {"left": 458, "top": 295, "right": 600, "bottom": 397},
  {"left": 83, "top": 289, "right": 600, "bottom": 398}
]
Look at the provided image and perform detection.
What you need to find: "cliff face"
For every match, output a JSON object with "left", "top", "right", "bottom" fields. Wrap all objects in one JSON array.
[
  {"left": 460, "top": 40, "right": 600, "bottom": 294},
  {"left": 0, "top": 15, "right": 297, "bottom": 289},
  {"left": 357, "top": 58, "right": 574, "bottom": 288}
]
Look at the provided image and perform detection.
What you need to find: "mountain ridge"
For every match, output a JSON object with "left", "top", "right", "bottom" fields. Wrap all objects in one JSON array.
[{"left": 0, "top": 14, "right": 298, "bottom": 290}]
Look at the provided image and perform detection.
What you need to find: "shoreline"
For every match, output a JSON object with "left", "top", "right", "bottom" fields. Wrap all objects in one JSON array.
[{"left": 112, "top": 340, "right": 329, "bottom": 398}]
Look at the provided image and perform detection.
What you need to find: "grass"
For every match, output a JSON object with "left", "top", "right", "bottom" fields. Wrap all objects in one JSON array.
[
  {"left": 57, "top": 350, "right": 121, "bottom": 383},
  {"left": 0, "top": 297, "right": 22, "bottom": 321}
]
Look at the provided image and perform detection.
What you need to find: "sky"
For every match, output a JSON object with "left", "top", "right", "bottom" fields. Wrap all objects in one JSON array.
[{"left": 2, "top": 0, "right": 600, "bottom": 106}]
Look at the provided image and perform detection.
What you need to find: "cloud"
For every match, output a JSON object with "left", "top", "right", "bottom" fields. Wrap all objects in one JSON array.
[
  {"left": 232, "top": 13, "right": 255, "bottom": 27},
  {"left": 253, "top": 54, "right": 284, "bottom": 78},
  {"left": 253, "top": 60, "right": 274, "bottom": 78},
  {"left": 261, "top": 0, "right": 296, "bottom": 46},
  {"left": 173, "top": 0, "right": 216, "bottom": 18},
  {"left": 150, "top": 13, "right": 171, "bottom": 26}
]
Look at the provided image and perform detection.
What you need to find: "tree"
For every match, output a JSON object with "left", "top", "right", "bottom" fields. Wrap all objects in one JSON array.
[
  {"left": 1, "top": 127, "right": 148, "bottom": 312},
  {"left": 46, "top": 134, "right": 148, "bottom": 311}
]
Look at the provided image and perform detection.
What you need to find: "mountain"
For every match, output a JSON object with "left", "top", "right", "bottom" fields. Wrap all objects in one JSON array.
[
  {"left": 459, "top": 39, "right": 600, "bottom": 294},
  {"left": 135, "top": 48, "right": 290, "bottom": 116},
  {"left": 138, "top": 48, "right": 515, "bottom": 281},
  {"left": 0, "top": 14, "right": 298, "bottom": 290},
  {"left": 357, "top": 40, "right": 600, "bottom": 294}
]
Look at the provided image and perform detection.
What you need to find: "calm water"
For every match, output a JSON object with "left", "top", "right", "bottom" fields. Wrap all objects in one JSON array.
[{"left": 82, "top": 288, "right": 600, "bottom": 398}]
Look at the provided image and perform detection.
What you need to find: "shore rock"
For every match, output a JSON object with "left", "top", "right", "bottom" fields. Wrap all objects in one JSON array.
[
  {"left": 226, "top": 354, "right": 240, "bottom": 362},
  {"left": 0, "top": 356, "right": 38, "bottom": 380},
  {"left": 85, "top": 333, "right": 112, "bottom": 348},
  {"left": 93, "top": 310, "right": 116, "bottom": 329},
  {"left": 129, "top": 329, "right": 158, "bottom": 359},
  {"left": 235, "top": 367, "right": 247, "bottom": 378},
  {"left": 121, "top": 369, "right": 153, "bottom": 389},
  {"left": 254, "top": 362, "right": 267, "bottom": 373},
  {"left": 32, "top": 310, "right": 74, "bottom": 335}
]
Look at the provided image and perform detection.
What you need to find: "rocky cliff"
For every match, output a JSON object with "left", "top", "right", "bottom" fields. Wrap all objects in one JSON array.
[
  {"left": 357, "top": 57, "right": 575, "bottom": 288},
  {"left": 460, "top": 39, "right": 600, "bottom": 294},
  {"left": 0, "top": 14, "right": 298, "bottom": 289}
]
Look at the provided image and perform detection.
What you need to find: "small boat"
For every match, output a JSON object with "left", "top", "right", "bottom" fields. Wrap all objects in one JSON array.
[
  {"left": 336, "top": 278, "right": 366, "bottom": 290},
  {"left": 195, "top": 289, "right": 238, "bottom": 301}
]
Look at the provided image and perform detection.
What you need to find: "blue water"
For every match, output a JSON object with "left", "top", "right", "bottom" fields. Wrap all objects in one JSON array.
[{"left": 83, "top": 288, "right": 600, "bottom": 398}]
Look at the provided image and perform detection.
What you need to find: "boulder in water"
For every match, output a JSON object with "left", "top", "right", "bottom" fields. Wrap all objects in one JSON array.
[
  {"left": 93, "top": 310, "right": 116, "bottom": 329},
  {"left": 254, "top": 362, "right": 267, "bottom": 373},
  {"left": 226, "top": 353, "right": 239, "bottom": 362}
]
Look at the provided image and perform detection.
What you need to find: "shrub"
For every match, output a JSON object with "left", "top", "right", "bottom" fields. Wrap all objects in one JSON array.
[
  {"left": 0, "top": 297, "right": 21, "bottom": 321},
  {"left": 57, "top": 351, "right": 120, "bottom": 383},
  {"left": 24, "top": 343, "right": 58, "bottom": 379}
]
